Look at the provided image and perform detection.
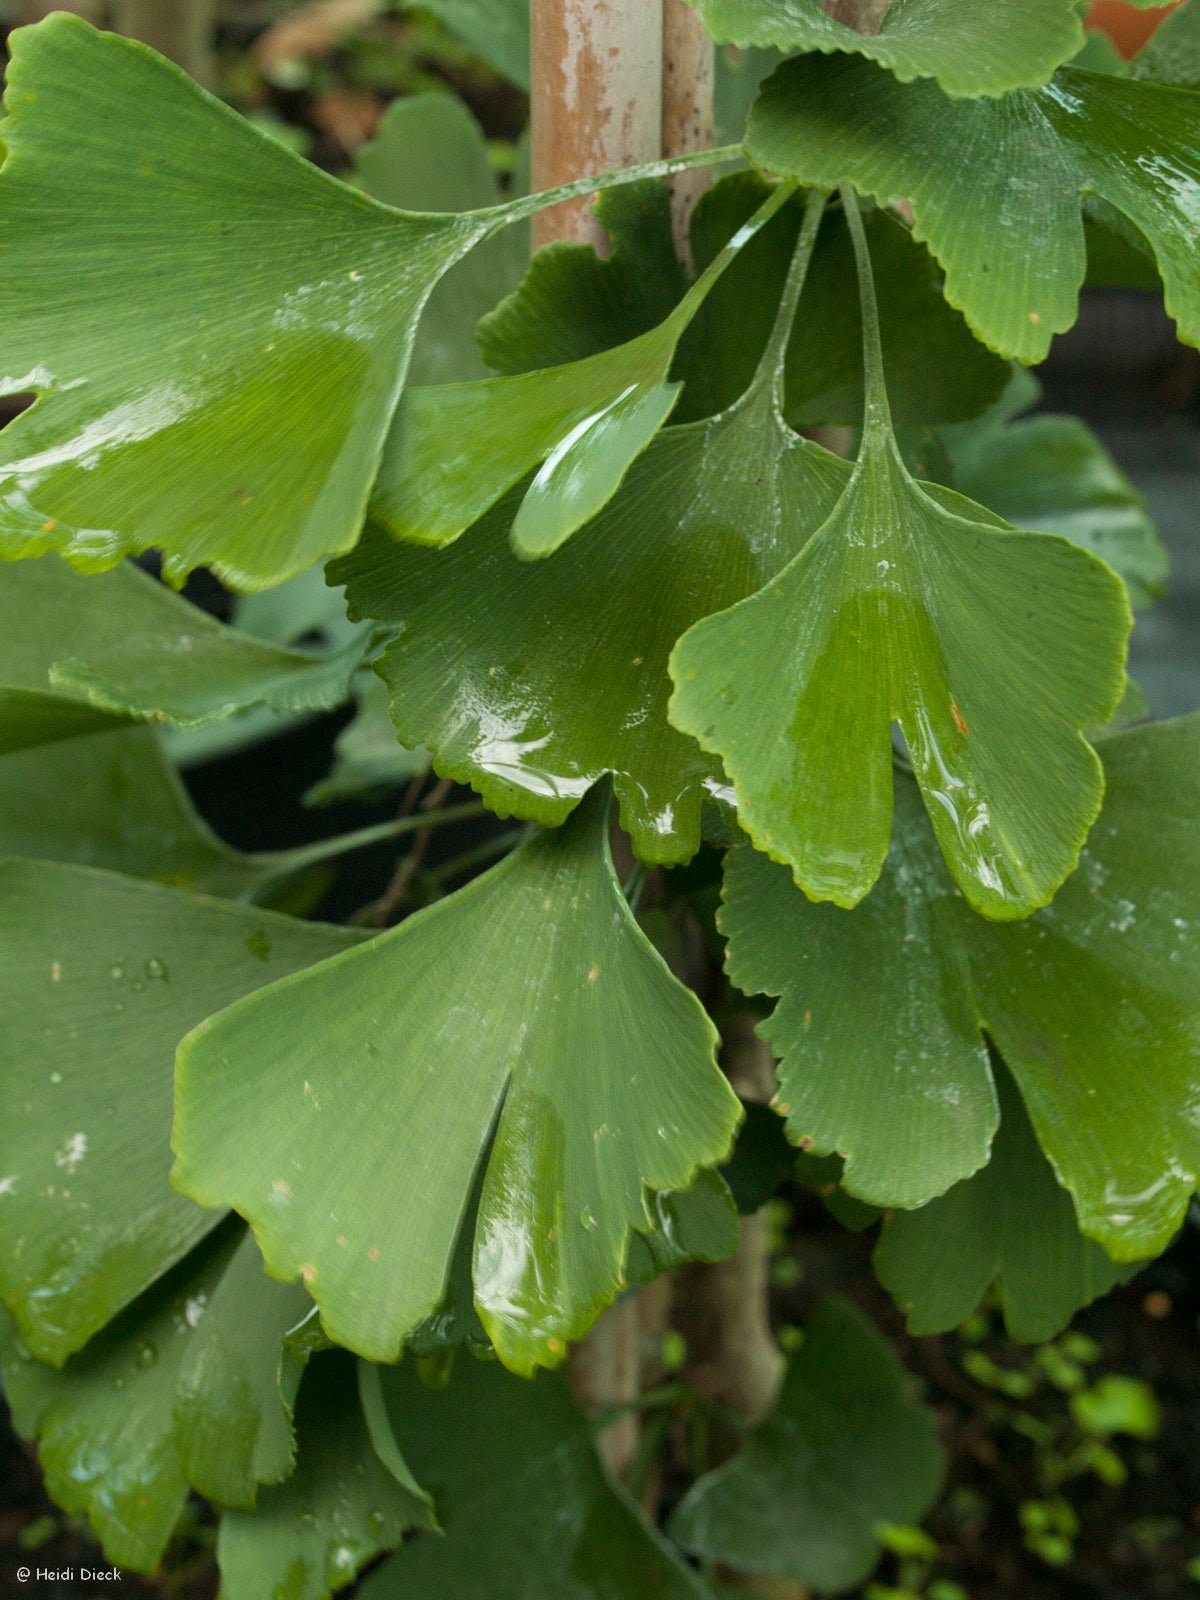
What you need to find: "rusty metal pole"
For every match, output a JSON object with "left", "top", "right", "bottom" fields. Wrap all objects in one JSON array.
[
  {"left": 531, "top": 0, "right": 664, "bottom": 252},
  {"left": 530, "top": 0, "right": 668, "bottom": 1476}
]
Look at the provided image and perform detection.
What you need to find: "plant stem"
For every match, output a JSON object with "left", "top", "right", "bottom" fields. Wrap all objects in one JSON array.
[
  {"left": 255, "top": 799, "right": 485, "bottom": 887},
  {"left": 840, "top": 183, "right": 894, "bottom": 440},
  {"left": 488, "top": 145, "right": 746, "bottom": 235},
  {"left": 751, "top": 186, "right": 828, "bottom": 404}
]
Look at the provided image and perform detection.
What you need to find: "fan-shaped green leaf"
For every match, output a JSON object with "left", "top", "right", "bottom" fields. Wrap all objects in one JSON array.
[
  {"left": 688, "top": 0, "right": 1084, "bottom": 97},
  {"left": 481, "top": 175, "right": 1008, "bottom": 431},
  {"left": 353, "top": 94, "right": 527, "bottom": 386},
  {"left": 217, "top": 1353, "right": 434, "bottom": 1600},
  {"left": 334, "top": 200, "right": 850, "bottom": 865},
  {"left": 721, "top": 818, "right": 996, "bottom": 1208},
  {"left": 0, "top": 557, "right": 365, "bottom": 761},
  {"left": 338, "top": 422, "right": 846, "bottom": 864},
  {"left": 359, "top": 1356, "right": 713, "bottom": 1600},
  {"left": 720, "top": 717, "right": 1200, "bottom": 1258},
  {"left": 943, "top": 409, "right": 1168, "bottom": 611},
  {"left": 174, "top": 1229, "right": 312, "bottom": 1508},
  {"left": 0, "top": 16, "right": 497, "bottom": 591},
  {"left": 875, "top": 1069, "right": 1137, "bottom": 1343},
  {"left": 671, "top": 415, "right": 1129, "bottom": 918},
  {"left": 0, "top": 859, "right": 358, "bottom": 1362},
  {"left": 0, "top": 1228, "right": 242, "bottom": 1572},
  {"left": 478, "top": 181, "right": 687, "bottom": 374},
  {"left": 747, "top": 57, "right": 1200, "bottom": 361},
  {"left": 370, "top": 180, "right": 795, "bottom": 559},
  {"left": 173, "top": 787, "right": 740, "bottom": 1374},
  {"left": 668, "top": 1295, "right": 943, "bottom": 1591}
]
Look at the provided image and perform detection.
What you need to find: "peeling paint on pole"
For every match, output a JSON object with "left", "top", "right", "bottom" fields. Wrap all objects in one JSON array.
[{"left": 531, "top": 0, "right": 664, "bottom": 249}]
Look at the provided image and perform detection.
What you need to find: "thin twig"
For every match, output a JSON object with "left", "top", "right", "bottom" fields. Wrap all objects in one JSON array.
[{"left": 355, "top": 776, "right": 455, "bottom": 927}]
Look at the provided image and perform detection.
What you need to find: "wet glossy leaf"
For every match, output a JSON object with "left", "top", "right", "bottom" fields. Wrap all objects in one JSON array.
[
  {"left": 370, "top": 182, "right": 793, "bottom": 559},
  {"left": 0, "top": 859, "right": 358, "bottom": 1362},
  {"left": 217, "top": 1353, "right": 434, "bottom": 1600},
  {"left": 483, "top": 176, "right": 1008, "bottom": 431},
  {"left": 478, "top": 182, "right": 687, "bottom": 375},
  {"left": 624, "top": 1169, "right": 740, "bottom": 1284},
  {"left": 671, "top": 416, "right": 1130, "bottom": 919},
  {"left": 875, "top": 1070, "right": 1137, "bottom": 1343},
  {"left": 47, "top": 560, "right": 363, "bottom": 730},
  {"left": 941, "top": 399, "right": 1168, "bottom": 610},
  {"left": 0, "top": 17, "right": 497, "bottom": 590},
  {"left": 747, "top": 57, "right": 1200, "bottom": 361},
  {"left": 689, "top": 0, "right": 1084, "bottom": 96},
  {"left": 335, "top": 373, "right": 847, "bottom": 866},
  {"left": 0, "top": 1229, "right": 241, "bottom": 1571},
  {"left": 669, "top": 1295, "right": 943, "bottom": 1590},
  {"left": 175, "top": 1229, "right": 312, "bottom": 1508},
  {"left": 720, "top": 719, "right": 1200, "bottom": 1257},
  {"left": 173, "top": 788, "right": 740, "bottom": 1374},
  {"left": 359, "top": 1356, "right": 713, "bottom": 1600},
  {"left": 353, "top": 94, "right": 527, "bottom": 386},
  {"left": 722, "top": 821, "right": 995, "bottom": 1207}
]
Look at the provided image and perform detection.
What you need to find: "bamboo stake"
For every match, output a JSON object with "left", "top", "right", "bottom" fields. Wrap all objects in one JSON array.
[
  {"left": 662, "top": 0, "right": 715, "bottom": 262},
  {"left": 531, "top": 0, "right": 664, "bottom": 251}
]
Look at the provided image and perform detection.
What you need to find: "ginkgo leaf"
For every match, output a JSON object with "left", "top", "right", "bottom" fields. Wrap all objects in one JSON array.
[
  {"left": 875, "top": 1069, "right": 1138, "bottom": 1343},
  {"left": 0, "top": 858, "right": 359, "bottom": 1362},
  {"left": 0, "top": 1228, "right": 242, "bottom": 1572},
  {"left": 370, "top": 180, "right": 796, "bottom": 559},
  {"left": 0, "top": 556, "right": 366, "bottom": 740},
  {"left": 720, "top": 717, "right": 1200, "bottom": 1259},
  {"left": 353, "top": 94, "right": 527, "bottom": 386},
  {"left": 333, "top": 197, "right": 850, "bottom": 865},
  {"left": 671, "top": 193, "right": 1130, "bottom": 919},
  {"left": 174, "top": 1228, "right": 312, "bottom": 1508},
  {"left": 359, "top": 1356, "right": 713, "bottom": 1600},
  {"left": 217, "top": 1353, "right": 434, "bottom": 1600},
  {"left": 668, "top": 1295, "right": 943, "bottom": 1591},
  {"left": 942, "top": 407, "right": 1168, "bottom": 610},
  {"left": 477, "top": 181, "right": 688, "bottom": 375},
  {"left": 746, "top": 56, "right": 1200, "bottom": 362},
  {"left": 721, "top": 823, "right": 997, "bottom": 1208},
  {"left": 173, "top": 787, "right": 741, "bottom": 1374},
  {"left": 688, "top": 0, "right": 1085, "bottom": 97},
  {"left": 481, "top": 175, "right": 1008, "bottom": 432},
  {"left": 0, "top": 16, "right": 501, "bottom": 591}
]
